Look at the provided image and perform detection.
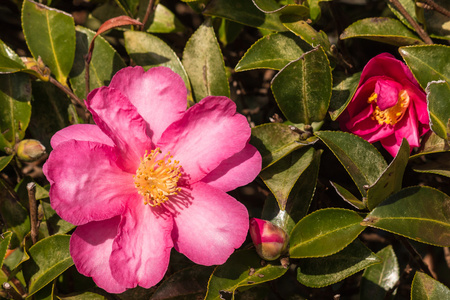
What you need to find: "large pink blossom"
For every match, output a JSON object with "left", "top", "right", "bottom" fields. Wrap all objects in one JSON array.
[
  {"left": 43, "top": 66, "right": 261, "bottom": 293},
  {"left": 338, "top": 53, "right": 430, "bottom": 156}
]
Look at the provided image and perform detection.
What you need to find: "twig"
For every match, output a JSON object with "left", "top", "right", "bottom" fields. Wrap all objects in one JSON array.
[
  {"left": 398, "top": 236, "right": 435, "bottom": 279},
  {"left": 2, "top": 266, "right": 27, "bottom": 298},
  {"left": 419, "top": 0, "right": 450, "bottom": 18},
  {"left": 27, "top": 182, "right": 39, "bottom": 245},
  {"left": 48, "top": 76, "right": 85, "bottom": 108},
  {"left": 1, "top": 282, "right": 22, "bottom": 300},
  {"left": 389, "top": 0, "right": 433, "bottom": 44},
  {"left": 141, "top": 0, "right": 156, "bottom": 31}
]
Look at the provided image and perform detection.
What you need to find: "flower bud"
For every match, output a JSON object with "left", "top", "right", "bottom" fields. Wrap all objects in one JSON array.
[
  {"left": 249, "top": 218, "right": 288, "bottom": 261},
  {"left": 15, "top": 139, "right": 46, "bottom": 162}
]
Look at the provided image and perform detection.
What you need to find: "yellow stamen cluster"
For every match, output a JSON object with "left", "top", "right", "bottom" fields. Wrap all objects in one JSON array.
[
  {"left": 134, "top": 148, "right": 181, "bottom": 206},
  {"left": 368, "top": 90, "right": 410, "bottom": 126}
]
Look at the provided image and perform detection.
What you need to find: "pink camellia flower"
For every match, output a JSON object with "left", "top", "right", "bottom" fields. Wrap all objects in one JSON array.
[
  {"left": 43, "top": 66, "right": 262, "bottom": 293},
  {"left": 338, "top": 53, "right": 429, "bottom": 156},
  {"left": 249, "top": 218, "right": 288, "bottom": 260}
]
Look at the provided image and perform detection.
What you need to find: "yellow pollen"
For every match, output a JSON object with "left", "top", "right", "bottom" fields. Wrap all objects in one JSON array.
[
  {"left": 133, "top": 147, "right": 181, "bottom": 207},
  {"left": 368, "top": 90, "right": 410, "bottom": 126}
]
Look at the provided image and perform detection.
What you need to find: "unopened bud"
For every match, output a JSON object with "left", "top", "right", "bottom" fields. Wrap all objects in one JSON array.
[
  {"left": 15, "top": 139, "right": 46, "bottom": 162},
  {"left": 249, "top": 218, "right": 288, "bottom": 261},
  {"left": 21, "top": 56, "right": 51, "bottom": 81}
]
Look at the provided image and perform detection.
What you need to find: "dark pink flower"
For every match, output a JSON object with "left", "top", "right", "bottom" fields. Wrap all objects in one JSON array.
[
  {"left": 249, "top": 218, "right": 288, "bottom": 260},
  {"left": 338, "top": 53, "right": 430, "bottom": 156},
  {"left": 43, "top": 66, "right": 261, "bottom": 293}
]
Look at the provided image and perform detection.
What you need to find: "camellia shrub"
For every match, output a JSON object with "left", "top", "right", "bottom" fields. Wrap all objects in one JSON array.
[{"left": 0, "top": 0, "right": 449, "bottom": 299}]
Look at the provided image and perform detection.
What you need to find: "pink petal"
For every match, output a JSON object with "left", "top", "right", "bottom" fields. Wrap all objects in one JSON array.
[
  {"left": 202, "top": 143, "right": 262, "bottom": 192},
  {"left": 345, "top": 77, "right": 379, "bottom": 118},
  {"left": 344, "top": 106, "right": 394, "bottom": 143},
  {"left": 374, "top": 79, "right": 403, "bottom": 110},
  {"left": 51, "top": 124, "right": 114, "bottom": 149},
  {"left": 44, "top": 140, "right": 135, "bottom": 225},
  {"left": 86, "top": 87, "right": 152, "bottom": 172},
  {"left": 157, "top": 96, "right": 251, "bottom": 183},
  {"left": 395, "top": 105, "right": 421, "bottom": 148},
  {"left": 109, "top": 66, "right": 187, "bottom": 143},
  {"left": 360, "top": 53, "right": 415, "bottom": 85},
  {"left": 70, "top": 217, "right": 130, "bottom": 293},
  {"left": 169, "top": 182, "right": 249, "bottom": 265},
  {"left": 110, "top": 197, "right": 173, "bottom": 289}
]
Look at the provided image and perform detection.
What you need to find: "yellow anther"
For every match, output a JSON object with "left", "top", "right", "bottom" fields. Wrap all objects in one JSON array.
[{"left": 367, "top": 90, "right": 410, "bottom": 126}]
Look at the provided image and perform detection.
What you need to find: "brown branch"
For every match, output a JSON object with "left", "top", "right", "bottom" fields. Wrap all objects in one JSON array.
[
  {"left": 398, "top": 236, "right": 435, "bottom": 279},
  {"left": 389, "top": 0, "right": 433, "bottom": 44},
  {"left": 420, "top": 0, "right": 450, "bottom": 18},
  {"left": 48, "top": 76, "right": 85, "bottom": 108},
  {"left": 141, "top": 0, "right": 156, "bottom": 31},
  {"left": 27, "top": 182, "right": 39, "bottom": 245}
]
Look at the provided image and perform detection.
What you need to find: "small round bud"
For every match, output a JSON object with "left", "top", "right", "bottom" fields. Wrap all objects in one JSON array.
[
  {"left": 249, "top": 218, "right": 289, "bottom": 261},
  {"left": 15, "top": 139, "right": 46, "bottom": 162}
]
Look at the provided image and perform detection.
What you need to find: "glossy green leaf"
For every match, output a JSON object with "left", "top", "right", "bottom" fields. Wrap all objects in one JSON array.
[
  {"left": 59, "top": 291, "right": 107, "bottom": 300},
  {"left": 28, "top": 81, "right": 70, "bottom": 150},
  {"left": 308, "top": 0, "right": 332, "bottom": 22},
  {"left": 271, "top": 47, "right": 332, "bottom": 124},
  {"left": 69, "top": 26, "right": 126, "bottom": 99},
  {"left": 182, "top": 18, "right": 229, "bottom": 102},
  {"left": 360, "top": 245, "right": 399, "bottom": 300},
  {"left": 145, "top": 4, "right": 186, "bottom": 33},
  {"left": 151, "top": 265, "right": 214, "bottom": 300},
  {"left": 329, "top": 72, "right": 361, "bottom": 121},
  {"left": 252, "top": 0, "right": 310, "bottom": 17},
  {"left": 362, "top": 186, "right": 450, "bottom": 247},
  {"left": 217, "top": 18, "right": 243, "bottom": 47},
  {"left": 250, "top": 123, "right": 315, "bottom": 169},
  {"left": 260, "top": 147, "right": 315, "bottom": 210},
  {"left": 426, "top": 80, "right": 450, "bottom": 140},
  {"left": 399, "top": 45, "right": 450, "bottom": 89},
  {"left": 366, "top": 139, "right": 409, "bottom": 210},
  {"left": 24, "top": 235, "right": 73, "bottom": 297},
  {"left": 315, "top": 131, "right": 387, "bottom": 196},
  {"left": 236, "top": 32, "right": 311, "bottom": 72},
  {"left": 0, "top": 231, "right": 12, "bottom": 268},
  {"left": 412, "top": 131, "right": 450, "bottom": 158},
  {"left": 290, "top": 208, "right": 366, "bottom": 258},
  {"left": 114, "top": 0, "right": 139, "bottom": 16},
  {"left": 280, "top": 18, "right": 331, "bottom": 52},
  {"left": 34, "top": 281, "right": 55, "bottom": 300},
  {"left": 422, "top": 0, "right": 450, "bottom": 40},
  {"left": 0, "top": 155, "right": 13, "bottom": 172},
  {"left": 40, "top": 200, "right": 75, "bottom": 235},
  {"left": 124, "top": 30, "right": 192, "bottom": 102},
  {"left": 386, "top": 0, "right": 417, "bottom": 31},
  {"left": 3, "top": 245, "right": 30, "bottom": 271},
  {"left": 22, "top": 0, "right": 75, "bottom": 85},
  {"left": 205, "top": 249, "right": 288, "bottom": 300},
  {"left": 413, "top": 152, "right": 450, "bottom": 178},
  {"left": 0, "top": 39, "right": 26, "bottom": 74},
  {"left": 411, "top": 271, "right": 450, "bottom": 299},
  {"left": 15, "top": 177, "right": 49, "bottom": 209},
  {"left": 0, "top": 179, "right": 30, "bottom": 248},
  {"left": 330, "top": 181, "right": 366, "bottom": 210},
  {"left": 0, "top": 73, "right": 31, "bottom": 151},
  {"left": 340, "top": 17, "right": 424, "bottom": 46},
  {"left": 296, "top": 239, "right": 381, "bottom": 288},
  {"left": 203, "top": 0, "right": 287, "bottom": 32}
]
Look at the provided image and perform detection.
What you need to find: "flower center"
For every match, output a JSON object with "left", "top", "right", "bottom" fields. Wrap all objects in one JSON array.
[
  {"left": 134, "top": 148, "right": 181, "bottom": 207},
  {"left": 368, "top": 90, "right": 410, "bottom": 126}
]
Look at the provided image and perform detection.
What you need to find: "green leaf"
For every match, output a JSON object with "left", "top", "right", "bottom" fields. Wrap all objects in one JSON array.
[
  {"left": 329, "top": 72, "right": 361, "bottom": 121},
  {"left": 271, "top": 47, "right": 332, "bottom": 124},
  {"left": 399, "top": 45, "right": 450, "bottom": 89},
  {"left": 280, "top": 18, "right": 331, "bottom": 53},
  {"left": 235, "top": 32, "right": 311, "bottom": 72},
  {"left": 0, "top": 231, "right": 12, "bottom": 268},
  {"left": 362, "top": 186, "right": 450, "bottom": 247},
  {"left": 34, "top": 281, "right": 55, "bottom": 300},
  {"left": 0, "top": 155, "right": 13, "bottom": 172},
  {"left": 308, "top": 0, "right": 332, "bottom": 22},
  {"left": 217, "top": 18, "right": 243, "bottom": 47},
  {"left": 182, "top": 18, "right": 229, "bottom": 102},
  {"left": 426, "top": 80, "right": 450, "bottom": 140},
  {"left": 422, "top": 0, "right": 450, "bottom": 40},
  {"left": 366, "top": 139, "right": 409, "bottom": 210},
  {"left": 250, "top": 123, "right": 315, "bottom": 169},
  {"left": 289, "top": 208, "right": 366, "bottom": 258},
  {"left": 205, "top": 250, "right": 288, "bottom": 300},
  {"left": 340, "top": 17, "right": 424, "bottom": 46},
  {"left": 260, "top": 147, "right": 315, "bottom": 210},
  {"left": 330, "top": 182, "right": 366, "bottom": 210},
  {"left": 22, "top": 0, "right": 76, "bottom": 85},
  {"left": 0, "top": 179, "right": 30, "bottom": 248},
  {"left": 151, "top": 265, "right": 214, "bottom": 300},
  {"left": 124, "top": 30, "right": 192, "bottom": 102},
  {"left": 0, "top": 39, "right": 26, "bottom": 74},
  {"left": 252, "top": 0, "right": 310, "bottom": 17},
  {"left": 3, "top": 245, "right": 30, "bottom": 271},
  {"left": 146, "top": 4, "right": 186, "bottom": 33},
  {"left": 58, "top": 291, "right": 107, "bottom": 300},
  {"left": 203, "top": 0, "right": 287, "bottom": 32},
  {"left": 0, "top": 73, "right": 32, "bottom": 151},
  {"left": 360, "top": 245, "right": 399, "bottom": 300},
  {"left": 40, "top": 199, "right": 75, "bottom": 235},
  {"left": 24, "top": 235, "right": 73, "bottom": 297},
  {"left": 69, "top": 26, "right": 126, "bottom": 99},
  {"left": 296, "top": 239, "right": 381, "bottom": 288},
  {"left": 412, "top": 152, "right": 450, "bottom": 178},
  {"left": 412, "top": 131, "right": 450, "bottom": 158},
  {"left": 386, "top": 0, "right": 417, "bottom": 31},
  {"left": 315, "top": 131, "right": 387, "bottom": 196},
  {"left": 411, "top": 271, "right": 450, "bottom": 299}
]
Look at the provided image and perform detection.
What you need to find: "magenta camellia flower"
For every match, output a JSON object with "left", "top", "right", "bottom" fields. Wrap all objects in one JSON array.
[
  {"left": 249, "top": 218, "right": 288, "bottom": 260},
  {"left": 338, "top": 53, "right": 430, "bottom": 156},
  {"left": 43, "top": 66, "right": 262, "bottom": 293}
]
